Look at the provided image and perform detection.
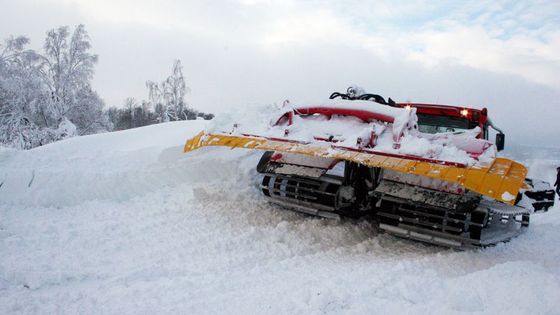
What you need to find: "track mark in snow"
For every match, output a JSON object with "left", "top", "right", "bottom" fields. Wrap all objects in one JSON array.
[{"left": 27, "top": 170, "right": 35, "bottom": 187}]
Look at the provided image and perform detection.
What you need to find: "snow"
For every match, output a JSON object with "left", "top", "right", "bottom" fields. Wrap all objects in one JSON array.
[
  {"left": 1, "top": 120, "right": 560, "bottom": 314},
  {"left": 307, "top": 99, "right": 405, "bottom": 118},
  {"left": 56, "top": 117, "right": 77, "bottom": 139},
  {"left": 210, "top": 102, "right": 494, "bottom": 166},
  {"left": 501, "top": 191, "right": 516, "bottom": 202}
]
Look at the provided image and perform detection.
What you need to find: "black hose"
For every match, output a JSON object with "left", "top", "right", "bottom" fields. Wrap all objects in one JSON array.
[{"left": 329, "top": 90, "right": 397, "bottom": 106}]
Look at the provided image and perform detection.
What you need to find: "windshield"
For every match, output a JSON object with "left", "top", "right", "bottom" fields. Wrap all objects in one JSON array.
[{"left": 416, "top": 113, "right": 471, "bottom": 134}]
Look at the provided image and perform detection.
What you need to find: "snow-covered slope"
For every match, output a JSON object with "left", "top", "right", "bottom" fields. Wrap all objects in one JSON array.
[{"left": 1, "top": 121, "right": 559, "bottom": 314}]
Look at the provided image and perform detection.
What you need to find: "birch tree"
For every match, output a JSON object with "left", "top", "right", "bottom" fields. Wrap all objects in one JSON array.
[
  {"left": 38, "top": 25, "right": 106, "bottom": 134},
  {"left": 0, "top": 25, "right": 109, "bottom": 149},
  {"left": 0, "top": 36, "right": 44, "bottom": 148}
]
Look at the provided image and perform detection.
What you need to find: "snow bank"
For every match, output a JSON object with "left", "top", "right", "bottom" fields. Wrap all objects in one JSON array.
[
  {"left": 1, "top": 119, "right": 559, "bottom": 314},
  {"left": 0, "top": 121, "right": 208, "bottom": 207}
]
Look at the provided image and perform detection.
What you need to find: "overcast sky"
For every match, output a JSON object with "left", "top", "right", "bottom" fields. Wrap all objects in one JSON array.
[{"left": 2, "top": 0, "right": 560, "bottom": 145}]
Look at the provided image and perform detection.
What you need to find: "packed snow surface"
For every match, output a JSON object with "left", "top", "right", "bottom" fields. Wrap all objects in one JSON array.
[{"left": 1, "top": 120, "right": 559, "bottom": 314}]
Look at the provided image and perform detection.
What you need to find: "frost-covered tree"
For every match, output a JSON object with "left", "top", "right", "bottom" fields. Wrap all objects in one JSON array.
[
  {"left": 145, "top": 59, "right": 212, "bottom": 122},
  {"left": 163, "top": 60, "right": 188, "bottom": 120},
  {"left": 105, "top": 60, "right": 215, "bottom": 131},
  {"left": 37, "top": 25, "right": 107, "bottom": 134},
  {"left": 146, "top": 80, "right": 167, "bottom": 122},
  {"left": 66, "top": 86, "right": 108, "bottom": 134},
  {"left": 0, "top": 25, "right": 109, "bottom": 149},
  {"left": 0, "top": 36, "right": 45, "bottom": 148}
]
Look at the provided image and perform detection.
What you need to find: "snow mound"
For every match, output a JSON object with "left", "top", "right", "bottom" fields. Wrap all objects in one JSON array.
[
  {"left": 0, "top": 121, "right": 208, "bottom": 207},
  {"left": 1, "top": 119, "right": 559, "bottom": 314}
]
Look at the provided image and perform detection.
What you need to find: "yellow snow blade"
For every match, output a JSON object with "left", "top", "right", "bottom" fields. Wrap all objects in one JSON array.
[{"left": 184, "top": 131, "right": 527, "bottom": 205}]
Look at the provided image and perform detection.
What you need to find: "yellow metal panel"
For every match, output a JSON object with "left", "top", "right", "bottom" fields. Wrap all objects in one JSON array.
[
  {"left": 479, "top": 173, "right": 504, "bottom": 199},
  {"left": 463, "top": 168, "right": 485, "bottom": 194},
  {"left": 408, "top": 162, "right": 432, "bottom": 177},
  {"left": 425, "top": 163, "right": 450, "bottom": 179},
  {"left": 183, "top": 132, "right": 527, "bottom": 204},
  {"left": 442, "top": 167, "right": 466, "bottom": 185}
]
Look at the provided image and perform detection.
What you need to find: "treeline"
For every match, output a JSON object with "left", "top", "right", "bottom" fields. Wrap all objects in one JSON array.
[
  {"left": 106, "top": 98, "right": 214, "bottom": 131},
  {"left": 105, "top": 60, "right": 213, "bottom": 131},
  {"left": 0, "top": 25, "right": 212, "bottom": 150}
]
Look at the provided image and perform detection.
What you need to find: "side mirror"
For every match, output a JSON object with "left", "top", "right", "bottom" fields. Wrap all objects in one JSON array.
[{"left": 496, "top": 133, "right": 505, "bottom": 151}]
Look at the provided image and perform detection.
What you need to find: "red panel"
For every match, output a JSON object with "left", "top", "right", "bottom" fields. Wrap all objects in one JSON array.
[
  {"left": 274, "top": 107, "right": 395, "bottom": 126},
  {"left": 294, "top": 107, "right": 395, "bottom": 123}
]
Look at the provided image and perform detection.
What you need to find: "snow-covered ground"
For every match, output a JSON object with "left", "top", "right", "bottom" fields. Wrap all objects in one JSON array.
[{"left": 1, "top": 121, "right": 559, "bottom": 314}]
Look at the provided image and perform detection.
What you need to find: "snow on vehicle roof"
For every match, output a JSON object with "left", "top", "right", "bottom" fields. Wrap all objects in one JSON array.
[
  {"left": 293, "top": 99, "right": 409, "bottom": 120},
  {"left": 208, "top": 101, "right": 494, "bottom": 167}
]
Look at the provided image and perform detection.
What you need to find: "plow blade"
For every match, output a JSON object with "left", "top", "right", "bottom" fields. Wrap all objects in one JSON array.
[{"left": 184, "top": 131, "right": 527, "bottom": 205}]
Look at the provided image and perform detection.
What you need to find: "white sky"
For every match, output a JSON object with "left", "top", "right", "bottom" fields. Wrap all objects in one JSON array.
[{"left": 1, "top": 0, "right": 560, "bottom": 145}]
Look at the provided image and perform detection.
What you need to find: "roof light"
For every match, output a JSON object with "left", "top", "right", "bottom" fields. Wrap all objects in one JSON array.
[{"left": 460, "top": 109, "right": 468, "bottom": 116}]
